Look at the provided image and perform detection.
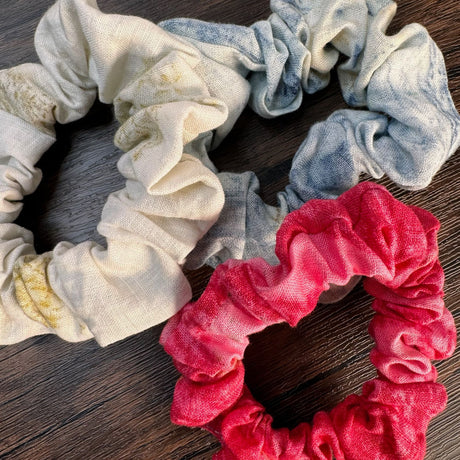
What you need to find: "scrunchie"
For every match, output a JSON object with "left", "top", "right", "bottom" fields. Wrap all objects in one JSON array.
[
  {"left": 162, "top": 0, "right": 460, "bottom": 268},
  {"left": 160, "top": 182, "right": 457, "bottom": 459},
  {"left": 1, "top": 0, "right": 458, "bottom": 345},
  {"left": 0, "top": 0, "right": 251, "bottom": 346}
]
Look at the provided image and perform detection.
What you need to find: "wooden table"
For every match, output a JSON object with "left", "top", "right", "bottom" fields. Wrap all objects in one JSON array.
[{"left": 0, "top": 1, "right": 458, "bottom": 458}]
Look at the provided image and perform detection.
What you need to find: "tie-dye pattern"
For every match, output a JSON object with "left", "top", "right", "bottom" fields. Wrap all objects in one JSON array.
[
  {"left": 161, "top": 0, "right": 460, "bottom": 268},
  {"left": 0, "top": 0, "right": 458, "bottom": 344},
  {"left": 161, "top": 182, "right": 457, "bottom": 459}
]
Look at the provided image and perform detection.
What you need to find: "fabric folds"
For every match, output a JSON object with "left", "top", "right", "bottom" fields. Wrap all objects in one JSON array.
[
  {"left": 162, "top": 0, "right": 460, "bottom": 268},
  {"left": 0, "top": 0, "right": 249, "bottom": 345},
  {"left": 1, "top": 0, "right": 458, "bottom": 345},
  {"left": 160, "top": 182, "right": 456, "bottom": 459}
]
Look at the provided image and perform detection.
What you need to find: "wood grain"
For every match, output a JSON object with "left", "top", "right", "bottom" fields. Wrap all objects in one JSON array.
[{"left": 0, "top": 1, "right": 459, "bottom": 459}]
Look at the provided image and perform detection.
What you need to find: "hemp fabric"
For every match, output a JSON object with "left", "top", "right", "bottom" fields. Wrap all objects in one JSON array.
[
  {"left": 161, "top": 182, "right": 457, "bottom": 459},
  {"left": 0, "top": 0, "right": 250, "bottom": 346},
  {"left": 162, "top": 0, "right": 460, "bottom": 269}
]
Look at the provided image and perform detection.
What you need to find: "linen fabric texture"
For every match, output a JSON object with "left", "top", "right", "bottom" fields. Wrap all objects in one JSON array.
[
  {"left": 162, "top": 0, "right": 460, "bottom": 269},
  {"left": 0, "top": 0, "right": 250, "bottom": 345},
  {"left": 160, "top": 182, "right": 457, "bottom": 460},
  {"left": 1, "top": 0, "right": 458, "bottom": 345}
]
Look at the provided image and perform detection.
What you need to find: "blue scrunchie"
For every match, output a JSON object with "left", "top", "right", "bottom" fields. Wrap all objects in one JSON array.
[{"left": 161, "top": 0, "right": 460, "bottom": 268}]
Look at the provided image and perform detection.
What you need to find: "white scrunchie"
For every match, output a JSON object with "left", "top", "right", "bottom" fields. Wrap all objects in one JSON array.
[{"left": 0, "top": 0, "right": 250, "bottom": 346}]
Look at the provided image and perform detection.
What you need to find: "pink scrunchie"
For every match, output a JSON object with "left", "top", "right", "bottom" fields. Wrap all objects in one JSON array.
[{"left": 160, "top": 182, "right": 456, "bottom": 460}]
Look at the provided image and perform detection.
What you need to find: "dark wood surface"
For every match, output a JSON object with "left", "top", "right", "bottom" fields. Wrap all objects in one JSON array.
[{"left": 0, "top": 0, "right": 458, "bottom": 458}]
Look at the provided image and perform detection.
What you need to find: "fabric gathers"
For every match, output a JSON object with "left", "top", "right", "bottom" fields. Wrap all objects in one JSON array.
[
  {"left": 162, "top": 0, "right": 460, "bottom": 268},
  {"left": 0, "top": 0, "right": 458, "bottom": 345},
  {"left": 0, "top": 0, "right": 250, "bottom": 346},
  {"left": 160, "top": 182, "right": 457, "bottom": 459}
]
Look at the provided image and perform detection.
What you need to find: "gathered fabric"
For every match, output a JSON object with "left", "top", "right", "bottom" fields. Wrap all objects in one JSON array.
[
  {"left": 162, "top": 0, "right": 460, "bottom": 268},
  {"left": 1, "top": 0, "right": 458, "bottom": 345},
  {"left": 160, "top": 182, "right": 457, "bottom": 459},
  {"left": 0, "top": 0, "right": 251, "bottom": 346}
]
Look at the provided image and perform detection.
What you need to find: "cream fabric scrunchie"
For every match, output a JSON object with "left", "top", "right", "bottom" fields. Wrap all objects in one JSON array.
[{"left": 0, "top": 0, "right": 250, "bottom": 346}]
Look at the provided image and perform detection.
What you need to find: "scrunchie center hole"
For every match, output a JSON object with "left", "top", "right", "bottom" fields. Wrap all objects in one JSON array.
[
  {"left": 16, "top": 101, "right": 123, "bottom": 252},
  {"left": 243, "top": 286, "right": 376, "bottom": 429}
]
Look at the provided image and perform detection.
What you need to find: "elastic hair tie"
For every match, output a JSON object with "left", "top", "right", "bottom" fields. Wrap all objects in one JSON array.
[
  {"left": 161, "top": 182, "right": 456, "bottom": 459},
  {"left": 1, "top": 0, "right": 458, "bottom": 345},
  {"left": 0, "top": 0, "right": 251, "bottom": 346},
  {"left": 162, "top": 0, "right": 460, "bottom": 269}
]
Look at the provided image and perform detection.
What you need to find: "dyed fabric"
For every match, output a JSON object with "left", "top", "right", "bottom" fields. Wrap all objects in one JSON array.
[
  {"left": 161, "top": 182, "right": 457, "bottom": 459},
  {"left": 1, "top": 0, "right": 458, "bottom": 345},
  {"left": 0, "top": 0, "right": 250, "bottom": 345},
  {"left": 162, "top": 0, "right": 460, "bottom": 268}
]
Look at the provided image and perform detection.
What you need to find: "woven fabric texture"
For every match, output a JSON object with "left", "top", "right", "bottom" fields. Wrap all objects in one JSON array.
[
  {"left": 0, "top": 0, "right": 250, "bottom": 345},
  {"left": 1, "top": 0, "right": 458, "bottom": 345},
  {"left": 161, "top": 182, "right": 456, "bottom": 459},
  {"left": 162, "top": 0, "right": 460, "bottom": 268}
]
